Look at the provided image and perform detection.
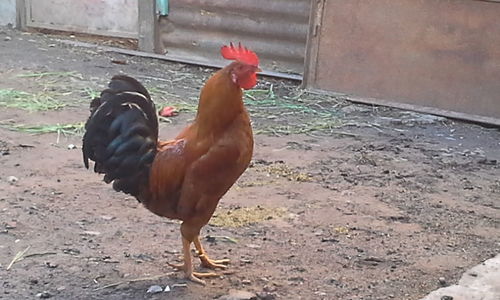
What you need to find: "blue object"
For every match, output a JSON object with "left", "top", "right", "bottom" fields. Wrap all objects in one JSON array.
[{"left": 156, "top": 0, "right": 169, "bottom": 16}]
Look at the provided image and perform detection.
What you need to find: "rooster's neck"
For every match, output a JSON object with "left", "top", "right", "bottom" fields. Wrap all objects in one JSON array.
[{"left": 194, "top": 68, "right": 245, "bottom": 136}]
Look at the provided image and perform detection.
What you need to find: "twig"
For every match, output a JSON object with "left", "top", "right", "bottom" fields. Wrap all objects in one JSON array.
[
  {"left": 6, "top": 246, "right": 31, "bottom": 270},
  {"left": 18, "top": 144, "right": 35, "bottom": 148},
  {"left": 94, "top": 272, "right": 175, "bottom": 291},
  {"left": 206, "top": 235, "right": 239, "bottom": 244},
  {"left": 94, "top": 275, "right": 106, "bottom": 284},
  {"left": 23, "top": 251, "right": 57, "bottom": 259},
  {"left": 332, "top": 131, "right": 359, "bottom": 137}
]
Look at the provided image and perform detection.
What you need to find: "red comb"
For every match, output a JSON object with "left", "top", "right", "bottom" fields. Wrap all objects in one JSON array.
[{"left": 221, "top": 42, "right": 259, "bottom": 66}]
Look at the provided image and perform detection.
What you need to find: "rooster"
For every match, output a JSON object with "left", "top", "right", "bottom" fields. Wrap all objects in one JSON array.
[{"left": 82, "top": 43, "right": 260, "bottom": 284}]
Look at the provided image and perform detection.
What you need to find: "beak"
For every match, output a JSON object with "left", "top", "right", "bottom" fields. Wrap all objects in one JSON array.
[{"left": 255, "top": 67, "right": 262, "bottom": 73}]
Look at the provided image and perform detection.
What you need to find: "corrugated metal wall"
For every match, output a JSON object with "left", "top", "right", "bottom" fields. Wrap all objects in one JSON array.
[
  {"left": 25, "top": 0, "right": 138, "bottom": 38},
  {"left": 159, "top": 0, "right": 310, "bottom": 75}
]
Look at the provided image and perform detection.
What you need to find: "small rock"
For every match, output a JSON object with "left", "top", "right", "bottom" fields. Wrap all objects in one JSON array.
[
  {"left": 246, "top": 244, "right": 261, "bottom": 249},
  {"left": 477, "top": 158, "right": 497, "bottom": 165},
  {"left": 111, "top": 59, "right": 128, "bottom": 65},
  {"left": 218, "top": 289, "right": 257, "bottom": 300},
  {"left": 240, "top": 259, "right": 253, "bottom": 264},
  {"left": 81, "top": 231, "right": 101, "bottom": 236},
  {"left": 441, "top": 296, "right": 453, "bottom": 300},
  {"left": 5, "top": 221, "right": 17, "bottom": 229},
  {"left": 256, "top": 292, "right": 276, "bottom": 300},
  {"left": 438, "top": 277, "right": 447, "bottom": 286},
  {"left": 62, "top": 248, "right": 80, "bottom": 255},
  {"left": 100, "top": 215, "right": 115, "bottom": 221},
  {"left": 45, "top": 261, "right": 58, "bottom": 268},
  {"left": 163, "top": 285, "right": 171, "bottom": 292},
  {"left": 67, "top": 144, "right": 77, "bottom": 150},
  {"left": 7, "top": 176, "right": 18, "bottom": 184},
  {"left": 56, "top": 286, "right": 66, "bottom": 291},
  {"left": 146, "top": 285, "right": 163, "bottom": 294},
  {"left": 4, "top": 36, "right": 11, "bottom": 41},
  {"left": 36, "top": 291, "right": 52, "bottom": 298}
]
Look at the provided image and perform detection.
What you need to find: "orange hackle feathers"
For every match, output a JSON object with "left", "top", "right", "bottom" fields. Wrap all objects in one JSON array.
[{"left": 220, "top": 42, "right": 259, "bottom": 67}]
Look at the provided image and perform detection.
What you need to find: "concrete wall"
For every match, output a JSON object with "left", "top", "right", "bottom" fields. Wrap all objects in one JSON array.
[
  {"left": 0, "top": 0, "right": 16, "bottom": 26},
  {"left": 26, "top": 0, "right": 138, "bottom": 38}
]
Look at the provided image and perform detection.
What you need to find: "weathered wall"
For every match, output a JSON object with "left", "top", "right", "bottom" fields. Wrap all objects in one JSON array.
[
  {"left": 0, "top": 0, "right": 16, "bottom": 26},
  {"left": 305, "top": 0, "right": 500, "bottom": 124},
  {"left": 26, "top": 0, "right": 138, "bottom": 38},
  {"left": 159, "top": 0, "right": 310, "bottom": 75}
]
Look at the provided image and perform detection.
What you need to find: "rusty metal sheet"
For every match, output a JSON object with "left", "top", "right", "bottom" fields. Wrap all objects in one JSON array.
[
  {"left": 159, "top": 0, "right": 310, "bottom": 75},
  {"left": 305, "top": 0, "right": 500, "bottom": 124},
  {"left": 26, "top": 0, "right": 138, "bottom": 38}
]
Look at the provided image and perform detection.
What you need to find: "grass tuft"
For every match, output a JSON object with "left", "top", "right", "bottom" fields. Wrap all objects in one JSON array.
[
  {"left": 244, "top": 85, "right": 345, "bottom": 135},
  {"left": 5, "top": 122, "right": 85, "bottom": 135},
  {"left": 82, "top": 87, "right": 100, "bottom": 100},
  {"left": 0, "top": 89, "right": 66, "bottom": 111},
  {"left": 16, "top": 71, "right": 81, "bottom": 79}
]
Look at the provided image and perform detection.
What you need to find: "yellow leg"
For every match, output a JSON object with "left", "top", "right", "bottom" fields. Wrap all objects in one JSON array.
[
  {"left": 194, "top": 235, "right": 230, "bottom": 269},
  {"left": 168, "top": 236, "right": 219, "bottom": 285}
]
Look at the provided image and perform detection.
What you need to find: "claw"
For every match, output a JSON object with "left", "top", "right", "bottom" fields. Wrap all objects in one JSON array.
[
  {"left": 188, "top": 273, "right": 206, "bottom": 285},
  {"left": 187, "top": 271, "right": 219, "bottom": 285},
  {"left": 167, "top": 262, "right": 185, "bottom": 270},
  {"left": 199, "top": 255, "right": 230, "bottom": 269}
]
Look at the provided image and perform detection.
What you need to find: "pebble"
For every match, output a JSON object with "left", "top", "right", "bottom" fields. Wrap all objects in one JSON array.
[
  {"left": 4, "top": 36, "right": 11, "bottom": 41},
  {"left": 81, "top": 231, "right": 101, "bottom": 236},
  {"left": 256, "top": 292, "right": 276, "bottom": 300},
  {"left": 67, "top": 144, "right": 77, "bottom": 150},
  {"left": 146, "top": 285, "right": 163, "bottom": 294},
  {"left": 7, "top": 176, "right": 18, "bottom": 184},
  {"left": 5, "top": 221, "right": 17, "bottom": 229},
  {"left": 440, "top": 296, "right": 453, "bottom": 300},
  {"left": 45, "top": 261, "right": 58, "bottom": 268},
  {"left": 438, "top": 277, "right": 447, "bottom": 286},
  {"left": 36, "top": 291, "right": 52, "bottom": 298}
]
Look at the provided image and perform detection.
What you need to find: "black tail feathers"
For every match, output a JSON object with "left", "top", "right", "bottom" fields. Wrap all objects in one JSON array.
[{"left": 82, "top": 75, "right": 159, "bottom": 198}]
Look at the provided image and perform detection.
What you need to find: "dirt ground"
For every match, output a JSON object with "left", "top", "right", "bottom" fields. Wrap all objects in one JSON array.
[{"left": 1, "top": 28, "right": 499, "bottom": 300}]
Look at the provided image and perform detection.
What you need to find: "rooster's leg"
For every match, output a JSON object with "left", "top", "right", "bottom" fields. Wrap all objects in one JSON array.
[
  {"left": 169, "top": 236, "right": 219, "bottom": 285},
  {"left": 194, "top": 235, "right": 230, "bottom": 269}
]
